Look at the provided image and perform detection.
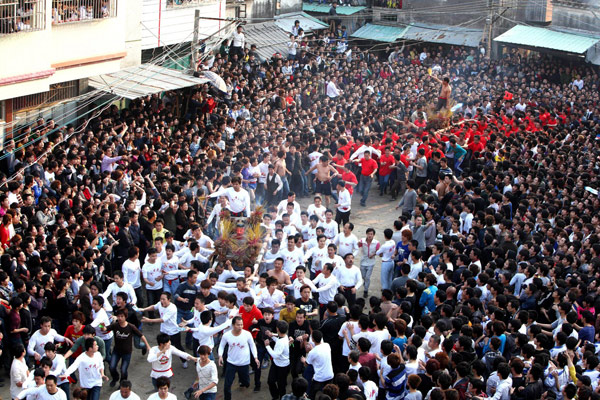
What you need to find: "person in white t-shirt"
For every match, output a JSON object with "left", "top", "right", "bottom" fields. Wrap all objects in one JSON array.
[
  {"left": 142, "top": 248, "right": 164, "bottom": 318},
  {"left": 218, "top": 317, "right": 259, "bottom": 400},
  {"left": 16, "top": 375, "right": 67, "bottom": 400},
  {"left": 141, "top": 292, "right": 190, "bottom": 368},
  {"left": 90, "top": 295, "right": 114, "bottom": 361},
  {"left": 304, "top": 330, "right": 334, "bottom": 398},
  {"left": 10, "top": 344, "right": 28, "bottom": 399},
  {"left": 147, "top": 333, "right": 197, "bottom": 388},
  {"left": 108, "top": 380, "right": 140, "bottom": 400},
  {"left": 27, "top": 317, "right": 72, "bottom": 361},
  {"left": 103, "top": 270, "right": 137, "bottom": 306},
  {"left": 333, "top": 222, "right": 359, "bottom": 257},
  {"left": 122, "top": 247, "right": 142, "bottom": 302},
  {"left": 306, "top": 196, "right": 327, "bottom": 222},
  {"left": 61, "top": 338, "right": 108, "bottom": 400},
  {"left": 147, "top": 377, "right": 177, "bottom": 400}
]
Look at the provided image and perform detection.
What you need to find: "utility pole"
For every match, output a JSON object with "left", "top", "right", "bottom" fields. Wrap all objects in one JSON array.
[
  {"left": 486, "top": 0, "right": 493, "bottom": 57},
  {"left": 191, "top": 9, "right": 200, "bottom": 73}
]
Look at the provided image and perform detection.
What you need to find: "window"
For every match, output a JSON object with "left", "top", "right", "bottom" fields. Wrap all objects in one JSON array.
[
  {"left": 51, "top": 0, "right": 117, "bottom": 24},
  {"left": 0, "top": 0, "right": 45, "bottom": 35},
  {"left": 167, "top": 0, "right": 219, "bottom": 8},
  {"left": 382, "top": 14, "right": 397, "bottom": 22}
]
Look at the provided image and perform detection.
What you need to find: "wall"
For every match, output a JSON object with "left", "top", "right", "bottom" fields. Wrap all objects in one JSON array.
[
  {"left": 551, "top": 4, "right": 600, "bottom": 34},
  {"left": 0, "top": 0, "right": 138, "bottom": 101},
  {"left": 141, "top": 0, "right": 227, "bottom": 50}
]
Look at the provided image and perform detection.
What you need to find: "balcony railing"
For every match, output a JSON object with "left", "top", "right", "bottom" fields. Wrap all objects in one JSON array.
[
  {"left": 166, "top": 0, "right": 219, "bottom": 8},
  {"left": 52, "top": 0, "right": 117, "bottom": 24},
  {"left": 0, "top": 0, "right": 46, "bottom": 35}
]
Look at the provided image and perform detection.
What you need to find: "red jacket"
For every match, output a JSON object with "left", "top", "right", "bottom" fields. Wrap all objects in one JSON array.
[{"left": 239, "top": 305, "right": 263, "bottom": 335}]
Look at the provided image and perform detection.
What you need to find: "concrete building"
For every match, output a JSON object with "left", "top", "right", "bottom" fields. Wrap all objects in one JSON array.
[{"left": 0, "top": 0, "right": 141, "bottom": 128}]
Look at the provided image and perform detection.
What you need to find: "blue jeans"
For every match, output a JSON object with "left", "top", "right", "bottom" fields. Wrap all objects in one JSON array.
[
  {"left": 381, "top": 260, "right": 394, "bottom": 290},
  {"left": 224, "top": 363, "right": 250, "bottom": 400},
  {"left": 134, "top": 330, "right": 146, "bottom": 351},
  {"left": 358, "top": 175, "right": 373, "bottom": 205},
  {"left": 379, "top": 174, "right": 390, "bottom": 194},
  {"left": 280, "top": 176, "right": 290, "bottom": 201},
  {"left": 163, "top": 278, "right": 180, "bottom": 294},
  {"left": 86, "top": 386, "right": 101, "bottom": 400},
  {"left": 252, "top": 346, "right": 269, "bottom": 387},
  {"left": 109, "top": 351, "right": 132, "bottom": 381},
  {"left": 454, "top": 158, "right": 464, "bottom": 174},
  {"left": 255, "top": 183, "right": 265, "bottom": 206},
  {"left": 199, "top": 393, "right": 216, "bottom": 400},
  {"left": 59, "top": 382, "right": 70, "bottom": 400},
  {"left": 103, "top": 337, "right": 113, "bottom": 362},
  {"left": 177, "top": 309, "right": 194, "bottom": 348}
]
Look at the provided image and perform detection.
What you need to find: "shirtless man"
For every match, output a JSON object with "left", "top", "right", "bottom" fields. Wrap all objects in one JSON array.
[
  {"left": 305, "top": 156, "right": 339, "bottom": 207},
  {"left": 273, "top": 150, "right": 291, "bottom": 202},
  {"left": 267, "top": 257, "right": 292, "bottom": 290},
  {"left": 432, "top": 75, "right": 452, "bottom": 111}
]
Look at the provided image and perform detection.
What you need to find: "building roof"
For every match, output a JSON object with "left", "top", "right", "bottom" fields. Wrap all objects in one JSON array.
[
  {"left": 275, "top": 11, "right": 329, "bottom": 33},
  {"left": 243, "top": 21, "right": 291, "bottom": 61},
  {"left": 88, "top": 64, "right": 208, "bottom": 100},
  {"left": 402, "top": 23, "right": 483, "bottom": 47},
  {"left": 302, "top": 3, "right": 366, "bottom": 15},
  {"left": 493, "top": 25, "right": 599, "bottom": 54},
  {"left": 351, "top": 23, "right": 408, "bottom": 42}
]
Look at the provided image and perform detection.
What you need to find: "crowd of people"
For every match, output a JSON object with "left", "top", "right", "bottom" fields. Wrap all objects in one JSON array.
[{"left": 2, "top": 16, "right": 600, "bottom": 400}]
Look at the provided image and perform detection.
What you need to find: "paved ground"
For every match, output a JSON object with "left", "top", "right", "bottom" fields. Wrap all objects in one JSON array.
[{"left": 0, "top": 185, "right": 396, "bottom": 400}]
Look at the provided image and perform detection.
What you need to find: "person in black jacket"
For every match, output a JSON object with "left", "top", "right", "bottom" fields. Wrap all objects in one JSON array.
[{"left": 319, "top": 301, "right": 345, "bottom": 374}]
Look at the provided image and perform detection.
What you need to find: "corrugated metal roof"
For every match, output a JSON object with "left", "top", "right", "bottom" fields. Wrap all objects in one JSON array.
[
  {"left": 275, "top": 11, "right": 329, "bottom": 32},
  {"left": 243, "top": 22, "right": 290, "bottom": 61},
  {"left": 351, "top": 23, "right": 407, "bottom": 42},
  {"left": 402, "top": 23, "right": 482, "bottom": 47},
  {"left": 493, "top": 25, "right": 599, "bottom": 54},
  {"left": 302, "top": 3, "right": 366, "bottom": 15},
  {"left": 88, "top": 64, "right": 209, "bottom": 100}
]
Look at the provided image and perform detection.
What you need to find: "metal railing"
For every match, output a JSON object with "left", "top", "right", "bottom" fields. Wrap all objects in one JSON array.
[
  {"left": 0, "top": 0, "right": 46, "bottom": 35},
  {"left": 166, "top": 0, "right": 219, "bottom": 8},
  {"left": 51, "top": 0, "right": 117, "bottom": 24}
]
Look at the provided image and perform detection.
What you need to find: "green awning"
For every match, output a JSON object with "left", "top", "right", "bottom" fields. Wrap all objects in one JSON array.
[
  {"left": 494, "top": 25, "right": 599, "bottom": 54},
  {"left": 302, "top": 3, "right": 366, "bottom": 15},
  {"left": 350, "top": 23, "right": 407, "bottom": 42}
]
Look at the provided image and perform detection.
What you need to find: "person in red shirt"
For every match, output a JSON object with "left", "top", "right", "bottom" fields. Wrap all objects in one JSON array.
[
  {"left": 64, "top": 311, "right": 86, "bottom": 360},
  {"left": 468, "top": 136, "right": 485, "bottom": 158},
  {"left": 332, "top": 150, "right": 347, "bottom": 174},
  {"left": 378, "top": 147, "right": 395, "bottom": 196},
  {"left": 353, "top": 151, "right": 378, "bottom": 207},
  {"left": 239, "top": 296, "right": 263, "bottom": 334},
  {"left": 335, "top": 164, "right": 359, "bottom": 195}
]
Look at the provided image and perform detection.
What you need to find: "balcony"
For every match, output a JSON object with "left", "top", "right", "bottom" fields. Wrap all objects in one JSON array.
[
  {"left": 166, "top": 0, "right": 220, "bottom": 8},
  {"left": 0, "top": 0, "right": 45, "bottom": 35},
  {"left": 51, "top": 0, "right": 117, "bottom": 24}
]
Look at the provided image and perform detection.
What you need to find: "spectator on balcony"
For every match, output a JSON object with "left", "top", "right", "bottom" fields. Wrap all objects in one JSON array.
[{"left": 230, "top": 25, "right": 245, "bottom": 61}]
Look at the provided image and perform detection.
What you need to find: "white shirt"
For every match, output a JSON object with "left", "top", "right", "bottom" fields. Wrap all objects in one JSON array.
[
  {"left": 491, "top": 377, "right": 512, "bottom": 400},
  {"left": 327, "top": 81, "right": 341, "bottom": 98},
  {"left": 322, "top": 220, "right": 338, "bottom": 240},
  {"left": 189, "top": 320, "right": 231, "bottom": 349},
  {"left": 147, "top": 393, "right": 177, "bottom": 400},
  {"left": 218, "top": 330, "right": 258, "bottom": 366},
  {"left": 122, "top": 259, "right": 142, "bottom": 289},
  {"left": 231, "top": 31, "right": 245, "bottom": 47},
  {"left": 10, "top": 358, "right": 28, "bottom": 398},
  {"left": 27, "top": 329, "right": 67, "bottom": 358},
  {"left": 161, "top": 254, "right": 181, "bottom": 281},
  {"left": 109, "top": 390, "right": 141, "bottom": 400},
  {"left": 103, "top": 281, "right": 137, "bottom": 305},
  {"left": 336, "top": 188, "right": 352, "bottom": 213},
  {"left": 277, "top": 199, "right": 301, "bottom": 218},
  {"left": 307, "top": 204, "right": 326, "bottom": 222},
  {"left": 16, "top": 385, "right": 67, "bottom": 400},
  {"left": 363, "top": 380, "right": 379, "bottom": 400},
  {"left": 338, "top": 321, "right": 361, "bottom": 356},
  {"left": 334, "top": 265, "right": 363, "bottom": 290},
  {"left": 308, "top": 152, "right": 323, "bottom": 175},
  {"left": 304, "top": 245, "right": 328, "bottom": 273},
  {"left": 196, "top": 360, "right": 218, "bottom": 393},
  {"left": 376, "top": 239, "right": 396, "bottom": 262},
  {"left": 280, "top": 247, "right": 304, "bottom": 276},
  {"left": 142, "top": 259, "right": 164, "bottom": 290},
  {"left": 307, "top": 342, "right": 334, "bottom": 382},
  {"left": 358, "top": 239, "right": 380, "bottom": 267},
  {"left": 306, "top": 273, "right": 339, "bottom": 304},
  {"left": 334, "top": 233, "right": 359, "bottom": 257},
  {"left": 256, "top": 289, "right": 285, "bottom": 318},
  {"left": 209, "top": 187, "right": 251, "bottom": 217},
  {"left": 64, "top": 351, "right": 104, "bottom": 389},
  {"left": 49, "top": 354, "right": 68, "bottom": 385},
  {"left": 147, "top": 345, "right": 190, "bottom": 378},
  {"left": 154, "top": 302, "right": 179, "bottom": 335},
  {"left": 266, "top": 335, "right": 290, "bottom": 367}
]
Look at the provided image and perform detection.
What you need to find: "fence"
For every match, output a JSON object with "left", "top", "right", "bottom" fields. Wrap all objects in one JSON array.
[
  {"left": 0, "top": 0, "right": 46, "bottom": 35},
  {"left": 52, "top": 0, "right": 117, "bottom": 24}
]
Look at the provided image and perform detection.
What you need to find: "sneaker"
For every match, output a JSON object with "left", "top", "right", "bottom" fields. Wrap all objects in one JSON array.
[
  {"left": 261, "top": 359, "right": 270, "bottom": 369},
  {"left": 110, "top": 380, "right": 118, "bottom": 388},
  {"left": 182, "top": 361, "right": 188, "bottom": 369},
  {"left": 363, "top": 291, "right": 368, "bottom": 298}
]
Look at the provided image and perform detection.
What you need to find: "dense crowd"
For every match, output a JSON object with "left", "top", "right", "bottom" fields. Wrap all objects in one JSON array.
[{"left": 2, "top": 17, "right": 600, "bottom": 400}]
